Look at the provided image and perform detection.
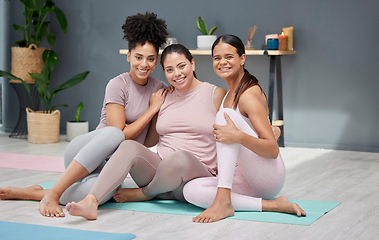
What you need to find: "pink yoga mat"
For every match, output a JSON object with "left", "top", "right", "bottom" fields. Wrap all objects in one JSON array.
[{"left": 0, "top": 152, "right": 64, "bottom": 172}]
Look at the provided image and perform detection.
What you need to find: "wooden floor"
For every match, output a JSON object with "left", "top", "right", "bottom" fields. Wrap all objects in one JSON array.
[{"left": 0, "top": 132, "right": 378, "bottom": 239}]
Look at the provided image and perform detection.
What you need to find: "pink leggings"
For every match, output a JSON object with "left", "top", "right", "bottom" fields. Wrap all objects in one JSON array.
[
  {"left": 89, "top": 140, "right": 213, "bottom": 203},
  {"left": 183, "top": 108, "right": 286, "bottom": 211}
]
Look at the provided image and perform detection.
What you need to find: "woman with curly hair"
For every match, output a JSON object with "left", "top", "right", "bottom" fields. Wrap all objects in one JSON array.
[{"left": 0, "top": 12, "right": 169, "bottom": 218}]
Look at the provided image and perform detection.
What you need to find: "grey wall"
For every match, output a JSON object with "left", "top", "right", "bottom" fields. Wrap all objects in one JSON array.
[{"left": 1, "top": 0, "right": 378, "bottom": 152}]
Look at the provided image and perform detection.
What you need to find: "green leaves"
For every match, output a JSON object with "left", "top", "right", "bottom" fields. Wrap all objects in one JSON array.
[
  {"left": 197, "top": 17, "right": 208, "bottom": 35},
  {"left": 20, "top": 0, "right": 46, "bottom": 10},
  {"left": 209, "top": 26, "right": 218, "bottom": 36},
  {"left": 75, "top": 102, "right": 84, "bottom": 122},
  {"left": 28, "top": 49, "right": 89, "bottom": 112},
  {"left": 0, "top": 49, "right": 89, "bottom": 113},
  {"left": 0, "top": 70, "right": 34, "bottom": 109},
  {"left": 53, "top": 7, "right": 68, "bottom": 34},
  {"left": 51, "top": 71, "right": 89, "bottom": 96},
  {"left": 197, "top": 17, "right": 217, "bottom": 35},
  {"left": 12, "top": 0, "right": 67, "bottom": 48}
]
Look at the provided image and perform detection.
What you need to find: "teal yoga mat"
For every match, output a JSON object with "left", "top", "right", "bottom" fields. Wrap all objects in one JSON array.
[
  {"left": 0, "top": 221, "right": 136, "bottom": 240},
  {"left": 40, "top": 181, "right": 340, "bottom": 225},
  {"left": 102, "top": 199, "right": 339, "bottom": 225}
]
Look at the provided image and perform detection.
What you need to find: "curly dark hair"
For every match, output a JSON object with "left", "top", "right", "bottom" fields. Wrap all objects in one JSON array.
[{"left": 122, "top": 12, "right": 168, "bottom": 54}]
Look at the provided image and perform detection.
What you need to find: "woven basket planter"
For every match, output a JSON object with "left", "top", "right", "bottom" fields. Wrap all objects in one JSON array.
[
  {"left": 26, "top": 108, "right": 60, "bottom": 144},
  {"left": 10, "top": 44, "right": 45, "bottom": 84}
]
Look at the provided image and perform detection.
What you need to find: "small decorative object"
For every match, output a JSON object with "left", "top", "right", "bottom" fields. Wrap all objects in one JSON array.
[
  {"left": 265, "top": 34, "right": 278, "bottom": 45},
  {"left": 165, "top": 37, "right": 178, "bottom": 47},
  {"left": 267, "top": 38, "right": 279, "bottom": 50},
  {"left": 66, "top": 102, "right": 89, "bottom": 142},
  {"left": 196, "top": 17, "right": 218, "bottom": 50},
  {"left": 278, "top": 32, "right": 288, "bottom": 50},
  {"left": 245, "top": 25, "right": 257, "bottom": 49},
  {"left": 282, "top": 26, "right": 294, "bottom": 50}
]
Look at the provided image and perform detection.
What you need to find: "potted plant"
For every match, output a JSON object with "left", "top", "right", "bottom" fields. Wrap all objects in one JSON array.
[
  {"left": 7, "top": 0, "right": 68, "bottom": 83},
  {"left": 0, "top": 49, "right": 89, "bottom": 143},
  {"left": 66, "top": 102, "right": 89, "bottom": 142},
  {"left": 196, "top": 17, "right": 218, "bottom": 50}
]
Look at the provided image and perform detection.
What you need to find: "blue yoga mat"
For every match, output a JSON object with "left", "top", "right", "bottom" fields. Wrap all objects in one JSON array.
[
  {"left": 40, "top": 181, "right": 340, "bottom": 225},
  {"left": 0, "top": 221, "right": 136, "bottom": 240}
]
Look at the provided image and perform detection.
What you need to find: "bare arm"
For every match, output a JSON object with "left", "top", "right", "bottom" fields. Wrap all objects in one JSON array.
[
  {"left": 213, "top": 87, "right": 227, "bottom": 110},
  {"left": 106, "top": 88, "right": 168, "bottom": 140},
  {"left": 143, "top": 113, "right": 159, "bottom": 147},
  {"left": 214, "top": 87, "right": 279, "bottom": 159}
]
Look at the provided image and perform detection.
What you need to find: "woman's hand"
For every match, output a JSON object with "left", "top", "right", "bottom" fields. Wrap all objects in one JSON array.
[
  {"left": 149, "top": 88, "right": 168, "bottom": 112},
  {"left": 213, "top": 112, "right": 241, "bottom": 144},
  {"left": 166, "top": 85, "right": 175, "bottom": 93}
]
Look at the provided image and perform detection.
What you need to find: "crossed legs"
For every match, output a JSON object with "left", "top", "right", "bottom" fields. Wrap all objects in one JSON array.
[
  {"left": 65, "top": 140, "right": 161, "bottom": 220},
  {"left": 0, "top": 126, "right": 125, "bottom": 218},
  {"left": 66, "top": 140, "right": 214, "bottom": 220}
]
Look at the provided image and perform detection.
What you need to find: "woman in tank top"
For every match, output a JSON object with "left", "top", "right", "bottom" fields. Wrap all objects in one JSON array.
[{"left": 183, "top": 35, "right": 306, "bottom": 223}]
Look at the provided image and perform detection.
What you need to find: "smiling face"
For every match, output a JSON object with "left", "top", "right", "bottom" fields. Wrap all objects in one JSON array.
[
  {"left": 127, "top": 42, "right": 158, "bottom": 85},
  {"left": 163, "top": 52, "right": 198, "bottom": 92},
  {"left": 212, "top": 41, "right": 246, "bottom": 81}
]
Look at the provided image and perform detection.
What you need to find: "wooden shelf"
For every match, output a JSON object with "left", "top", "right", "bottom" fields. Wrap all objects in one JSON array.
[{"left": 119, "top": 49, "right": 296, "bottom": 56}]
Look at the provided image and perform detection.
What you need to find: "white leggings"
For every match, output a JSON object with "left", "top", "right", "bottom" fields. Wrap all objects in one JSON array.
[
  {"left": 183, "top": 108, "right": 286, "bottom": 212},
  {"left": 59, "top": 126, "right": 125, "bottom": 205}
]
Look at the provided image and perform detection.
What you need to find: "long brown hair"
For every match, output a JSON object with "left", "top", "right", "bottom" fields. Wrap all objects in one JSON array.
[{"left": 212, "top": 34, "right": 264, "bottom": 109}]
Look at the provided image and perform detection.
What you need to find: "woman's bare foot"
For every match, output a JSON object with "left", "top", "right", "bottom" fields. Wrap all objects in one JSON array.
[
  {"left": 0, "top": 185, "right": 45, "bottom": 200},
  {"left": 263, "top": 196, "right": 306, "bottom": 216},
  {"left": 66, "top": 194, "right": 99, "bottom": 220},
  {"left": 113, "top": 188, "right": 152, "bottom": 203},
  {"left": 193, "top": 201, "right": 234, "bottom": 223},
  {"left": 39, "top": 191, "right": 65, "bottom": 217},
  {"left": 193, "top": 188, "right": 234, "bottom": 223}
]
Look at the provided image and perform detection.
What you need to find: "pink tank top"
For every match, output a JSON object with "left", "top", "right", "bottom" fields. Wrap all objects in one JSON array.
[{"left": 156, "top": 82, "right": 218, "bottom": 175}]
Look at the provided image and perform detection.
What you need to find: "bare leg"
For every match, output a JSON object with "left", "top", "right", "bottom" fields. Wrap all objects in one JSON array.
[
  {"left": 193, "top": 188, "right": 234, "bottom": 223},
  {"left": 0, "top": 185, "right": 47, "bottom": 200},
  {"left": 66, "top": 194, "right": 98, "bottom": 220},
  {"left": 262, "top": 196, "right": 306, "bottom": 216},
  {"left": 39, "top": 160, "right": 89, "bottom": 218}
]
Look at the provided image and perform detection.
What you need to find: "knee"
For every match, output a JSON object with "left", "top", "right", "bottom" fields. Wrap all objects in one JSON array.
[
  {"left": 117, "top": 140, "right": 145, "bottom": 155},
  {"left": 102, "top": 126, "right": 125, "bottom": 142},
  {"left": 160, "top": 151, "right": 194, "bottom": 173},
  {"left": 63, "top": 134, "right": 88, "bottom": 167},
  {"left": 215, "top": 108, "right": 238, "bottom": 125},
  {"left": 183, "top": 178, "right": 202, "bottom": 202}
]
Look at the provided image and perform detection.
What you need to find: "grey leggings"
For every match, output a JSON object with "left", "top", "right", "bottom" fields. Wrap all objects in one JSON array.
[
  {"left": 90, "top": 140, "right": 214, "bottom": 203},
  {"left": 59, "top": 126, "right": 125, "bottom": 205}
]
